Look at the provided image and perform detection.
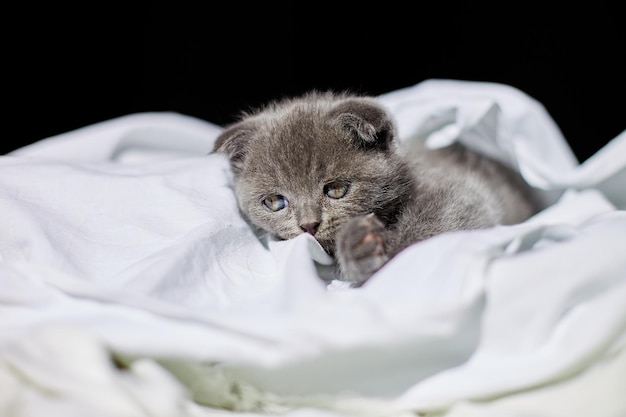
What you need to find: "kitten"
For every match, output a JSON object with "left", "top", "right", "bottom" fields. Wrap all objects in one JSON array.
[{"left": 213, "top": 91, "right": 540, "bottom": 286}]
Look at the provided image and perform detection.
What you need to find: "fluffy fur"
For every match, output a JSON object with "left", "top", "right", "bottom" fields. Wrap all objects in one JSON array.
[{"left": 213, "top": 91, "right": 540, "bottom": 285}]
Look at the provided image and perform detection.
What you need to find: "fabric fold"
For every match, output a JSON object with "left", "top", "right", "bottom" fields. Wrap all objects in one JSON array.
[{"left": 1, "top": 79, "right": 625, "bottom": 417}]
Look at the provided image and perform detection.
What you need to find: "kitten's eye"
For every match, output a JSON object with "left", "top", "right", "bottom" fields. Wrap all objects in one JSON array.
[
  {"left": 324, "top": 181, "right": 350, "bottom": 199},
  {"left": 263, "top": 194, "right": 288, "bottom": 211}
]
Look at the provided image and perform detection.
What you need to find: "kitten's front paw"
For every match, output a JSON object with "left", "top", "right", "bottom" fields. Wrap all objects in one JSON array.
[{"left": 336, "top": 214, "right": 389, "bottom": 286}]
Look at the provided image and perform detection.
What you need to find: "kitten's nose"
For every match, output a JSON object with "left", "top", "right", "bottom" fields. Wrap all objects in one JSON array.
[{"left": 300, "top": 222, "right": 320, "bottom": 236}]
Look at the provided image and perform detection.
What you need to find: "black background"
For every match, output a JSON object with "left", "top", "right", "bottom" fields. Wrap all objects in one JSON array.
[{"left": 5, "top": 4, "right": 624, "bottom": 162}]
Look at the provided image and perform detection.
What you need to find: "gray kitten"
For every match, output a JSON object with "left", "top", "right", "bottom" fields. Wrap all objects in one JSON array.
[{"left": 213, "top": 91, "right": 540, "bottom": 286}]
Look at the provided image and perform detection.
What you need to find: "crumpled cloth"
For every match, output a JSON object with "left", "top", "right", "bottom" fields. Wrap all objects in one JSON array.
[{"left": 1, "top": 79, "right": 625, "bottom": 417}]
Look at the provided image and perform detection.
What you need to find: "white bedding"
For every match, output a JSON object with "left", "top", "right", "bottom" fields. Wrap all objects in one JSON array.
[{"left": 1, "top": 79, "right": 625, "bottom": 417}]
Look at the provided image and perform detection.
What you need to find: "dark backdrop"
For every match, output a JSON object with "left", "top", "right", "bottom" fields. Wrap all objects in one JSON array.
[{"left": 5, "top": 4, "right": 624, "bottom": 162}]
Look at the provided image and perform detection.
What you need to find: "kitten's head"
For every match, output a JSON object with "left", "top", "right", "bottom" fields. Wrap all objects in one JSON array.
[{"left": 213, "top": 91, "right": 412, "bottom": 255}]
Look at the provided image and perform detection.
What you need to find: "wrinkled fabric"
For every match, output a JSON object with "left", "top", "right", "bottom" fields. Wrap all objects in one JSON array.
[{"left": 1, "top": 79, "right": 625, "bottom": 416}]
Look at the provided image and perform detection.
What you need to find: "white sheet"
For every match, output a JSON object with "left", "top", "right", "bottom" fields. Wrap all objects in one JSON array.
[{"left": 1, "top": 79, "right": 625, "bottom": 417}]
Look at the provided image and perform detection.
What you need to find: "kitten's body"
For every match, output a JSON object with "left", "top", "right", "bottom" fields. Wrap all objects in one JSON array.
[{"left": 213, "top": 92, "right": 540, "bottom": 285}]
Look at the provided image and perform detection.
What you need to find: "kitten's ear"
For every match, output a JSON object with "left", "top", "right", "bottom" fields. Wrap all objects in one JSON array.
[
  {"left": 329, "top": 98, "right": 396, "bottom": 150},
  {"left": 212, "top": 121, "right": 256, "bottom": 175}
]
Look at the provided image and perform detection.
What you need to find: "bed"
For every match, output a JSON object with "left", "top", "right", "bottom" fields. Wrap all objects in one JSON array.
[{"left": 1, "top": 79, "right": 625, "bottom": 417}]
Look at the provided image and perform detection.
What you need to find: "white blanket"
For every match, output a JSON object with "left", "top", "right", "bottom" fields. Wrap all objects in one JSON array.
[{"left": 1, "top": 79, "right": 625, "bottom": 417}]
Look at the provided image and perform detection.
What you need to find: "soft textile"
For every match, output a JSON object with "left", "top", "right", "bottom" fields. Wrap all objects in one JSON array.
[{"left": 1, "top": 79, "right": 625, "bottom": 417}]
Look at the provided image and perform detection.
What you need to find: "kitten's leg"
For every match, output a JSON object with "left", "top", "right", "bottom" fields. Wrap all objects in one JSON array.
[{"left": 336, "top": 213, "right": 389, "bottom": 286}]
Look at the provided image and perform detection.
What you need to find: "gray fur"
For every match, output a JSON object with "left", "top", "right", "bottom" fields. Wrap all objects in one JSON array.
[{"left": 213, "top": 91, "right": 541, "bottom": 285}]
